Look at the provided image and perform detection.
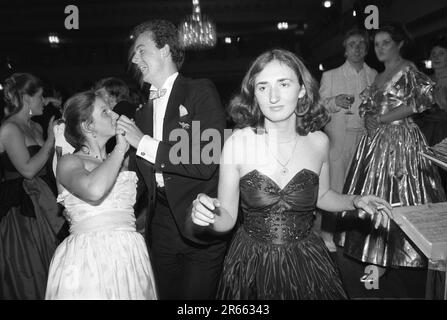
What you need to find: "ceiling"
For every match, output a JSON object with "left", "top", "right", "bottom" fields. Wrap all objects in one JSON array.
[{"left": 1, "top": 0, "right": 447, "bottom": 99}]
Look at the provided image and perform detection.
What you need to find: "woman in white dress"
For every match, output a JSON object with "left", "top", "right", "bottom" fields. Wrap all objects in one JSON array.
[{"left": 45, "top": 91, "right": 157, "bottom": 299}]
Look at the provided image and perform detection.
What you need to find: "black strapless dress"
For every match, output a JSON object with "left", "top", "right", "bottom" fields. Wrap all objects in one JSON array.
[
  {"left": 217, "top": 169, "right": 347, "bottom": 300},
  {"left": 0, "top": 146, "right": 65, "bottom": 299}
]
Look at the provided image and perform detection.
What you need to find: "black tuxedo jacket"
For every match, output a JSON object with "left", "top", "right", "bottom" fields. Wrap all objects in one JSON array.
[{"left": 133, "top": 74, "right": 227, "bottom": 245}]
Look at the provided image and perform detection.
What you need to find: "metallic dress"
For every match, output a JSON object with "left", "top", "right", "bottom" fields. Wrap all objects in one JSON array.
[{"left": 337, "top": 65, "right": 446, "bottom": 268}]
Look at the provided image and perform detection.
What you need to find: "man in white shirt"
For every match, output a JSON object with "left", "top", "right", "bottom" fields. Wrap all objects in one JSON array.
[
  {"left": 317, "top": 28, "right": 377, "bottom": 252},
  {"left": 117, "top": 20, "right": 227, "bottom": 299}
]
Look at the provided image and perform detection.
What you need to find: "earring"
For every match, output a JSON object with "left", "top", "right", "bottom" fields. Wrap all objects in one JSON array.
[
  {"left": 29, "top": 108, "right": 33, "bottom": 116},
  {"left": 92, "top": 131, "right": 97, "bottom": 139}
]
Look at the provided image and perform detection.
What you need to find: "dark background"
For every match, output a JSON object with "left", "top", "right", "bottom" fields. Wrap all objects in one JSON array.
[{"left": 1, "top": 0, "right": 447, "bottom": 108}]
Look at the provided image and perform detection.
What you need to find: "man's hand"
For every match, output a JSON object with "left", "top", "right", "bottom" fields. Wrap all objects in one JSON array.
[
  {"left": 191, "top": 193, "right": 220, "bottom": 227},
  {"left": 116, "top": 115, "right": 144, "bottom": 149},
  {"left": 335, "top": 94, "right": 352, "bottom": 109}
]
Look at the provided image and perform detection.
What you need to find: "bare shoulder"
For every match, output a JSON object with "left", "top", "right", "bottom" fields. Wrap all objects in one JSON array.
[
  {"left": 306, "top": 130, "right": 329, "bottom": 151},
  {"left": 307, "top": 130, "right": 329, "bottom": 145},
  {"left": 0, "top": 121, "right": 23, "bottom": 142},
  {"left": 57, "top": 154, "right": 85, "bottom": 174}
]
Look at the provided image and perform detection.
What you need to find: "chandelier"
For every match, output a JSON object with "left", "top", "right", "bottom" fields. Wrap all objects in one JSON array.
[{"left": 178, "top": 0, "right": 217, "bottom": 50}]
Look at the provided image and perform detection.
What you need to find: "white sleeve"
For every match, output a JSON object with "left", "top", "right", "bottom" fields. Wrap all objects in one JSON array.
[
  {"left": 319, "top": 71, "right": 341, "bottom": 113},
  {"left": 136, "top": 135, "right": 160, "bottom": 164}
]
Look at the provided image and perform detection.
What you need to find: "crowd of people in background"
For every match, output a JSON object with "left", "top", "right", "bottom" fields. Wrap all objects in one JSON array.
[{"left": 1, "top": 19, "right": 446, "bottom": 300}]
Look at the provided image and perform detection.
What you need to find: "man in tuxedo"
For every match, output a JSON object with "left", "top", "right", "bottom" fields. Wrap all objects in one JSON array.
[{"left": 117, "top": 20, "right": 228, "bottom": 299}]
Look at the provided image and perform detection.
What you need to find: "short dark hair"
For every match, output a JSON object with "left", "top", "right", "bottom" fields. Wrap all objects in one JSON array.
[
  {"left": 343, "top": 28, "right": 370, "bottom": 52},
  {"left": 229, "top": 49, "right": 329, "bottom": 136},
  {"left": 94, "top": 77, "right": 130, "bottom": 102},
  {"left": 430, "top": 35, "right": 447, "bottom": 51},
  {"left": 2, "top": 73, "right": 43, "bottom": 118},
  {"left": 376, "top": 22, "right": 412, "bottom": 54},
  {"left": 63, "top": 90, "right": 98, "bottom": 150},
  {"left": 131, "top": 19, "right": 185, "bottom": 70}
]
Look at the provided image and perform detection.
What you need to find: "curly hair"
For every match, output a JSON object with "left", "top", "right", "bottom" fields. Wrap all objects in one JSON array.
[
  {"left": 130, "top": 19, "right": 185, "bottom": 70},
  {"left": 2, "top": 73, "right": 43, "bottom": 118},
  {"left": 229, "top": 49, "right": 329, "bottom": 135},
  {"left": 62, "top": 90, "right": 98, "bottom": 150}
]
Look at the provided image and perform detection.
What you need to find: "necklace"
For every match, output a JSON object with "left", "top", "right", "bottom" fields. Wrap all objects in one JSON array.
[
  {"left": 265, "top": 135, "right": 299, "bottom": 175},
  {"left": 81, "top": 147, "right": 105, "bottom": 161}
]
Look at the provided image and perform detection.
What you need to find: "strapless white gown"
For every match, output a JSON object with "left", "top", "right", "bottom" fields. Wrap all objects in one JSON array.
[{"left": 45, "top": 171, "right": 157, "bottom": 300}]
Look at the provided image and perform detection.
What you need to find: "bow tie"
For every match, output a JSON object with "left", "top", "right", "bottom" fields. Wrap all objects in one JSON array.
[{"left": 149, "top": 88, "right": 167, "bottom": 100}]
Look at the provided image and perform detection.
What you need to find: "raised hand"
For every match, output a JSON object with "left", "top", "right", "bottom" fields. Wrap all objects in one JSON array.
[
  {"left": 191, "top": 193, "right": 221, "bottom": 227},
  {"left": 46, "top": 116, "right": 56, "bottom": 144},
  {"left": 115, "top": 126, "right": 129, "bottom": 155},
  {"left": 116, "top": 115, "right": 144, "bottom": 149}
]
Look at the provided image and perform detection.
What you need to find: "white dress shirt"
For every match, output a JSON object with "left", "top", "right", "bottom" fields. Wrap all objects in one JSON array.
[
  {"left": 320, "top": 61, "right": 376, "bottom": 129},
  {"left": 136, "top": 72, "right": 179, "bottom": 187}
]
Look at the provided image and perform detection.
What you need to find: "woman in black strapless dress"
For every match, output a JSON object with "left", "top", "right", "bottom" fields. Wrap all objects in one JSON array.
[
  {"left": 0, "top": 73, "right": 65, "bottom": 299},
  {"left": 191, "top": 49, "right": 393, "bottom": 300}
]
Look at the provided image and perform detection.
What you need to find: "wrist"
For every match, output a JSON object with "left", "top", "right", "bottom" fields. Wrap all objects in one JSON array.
[{"left": 352, "top": 195, "right": 362, "bottom": 209}]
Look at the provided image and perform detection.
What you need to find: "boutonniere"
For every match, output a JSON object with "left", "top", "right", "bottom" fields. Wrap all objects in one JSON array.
[
  {"left": 179, "top": 121, "right": 190, "bottom": 129},
  {"left": 179, "top": 104, "right": 189, "bottom": 117}
]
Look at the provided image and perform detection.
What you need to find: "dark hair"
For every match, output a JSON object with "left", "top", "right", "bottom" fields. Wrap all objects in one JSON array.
[
  {"left": 375, "top": 22, "right": 412, "bottom": 53},
  {"left": 229, "top": 49, "right": 329, "bottom": 136},
  {"left": 2, "top": 73, "right": 43, "bottom": 118},
  {"left": 343, "top": 28, "right": 370, "bottom": 52},
  {"left": 430, "top": 35, "right": 447, "bottom": 51},
  {"left": 94, "top": 77, "right": 130, "bottom": 102},
  {"left": 131, "top": 20, "right": 185, "bottom": 70},
  {"left": 63, "top": 90, "right": 98, "bottom": 150}
]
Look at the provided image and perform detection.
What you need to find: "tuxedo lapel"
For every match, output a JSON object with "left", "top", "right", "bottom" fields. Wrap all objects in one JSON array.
[
  {"left": 136, "top": 99, "right": 154, "bottom": 136},
  {"left": 163, "top": 76, "right": 187, "bottom": 141}
]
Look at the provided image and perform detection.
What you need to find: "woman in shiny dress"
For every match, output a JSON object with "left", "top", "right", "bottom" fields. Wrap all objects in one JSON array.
[
  {"left": 190, "top": 49, "right": 392, "bottom": 300},
  {"left": 338, "top": 24, "right": 446, "bottom": 280},
  {"left": 45, "top": 91, "right": 157, "bottom": 299}
]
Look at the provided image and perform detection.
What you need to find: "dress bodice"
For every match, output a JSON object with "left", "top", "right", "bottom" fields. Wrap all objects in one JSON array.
[
  {"left": 239, "top": 169, "right": 319, "bottom": 244},
  {"left": 360, "top": 65, "right": 435, "bottom": 121},
  {"left": 57, "top": 171, "right": 138, "bottom": 234}
]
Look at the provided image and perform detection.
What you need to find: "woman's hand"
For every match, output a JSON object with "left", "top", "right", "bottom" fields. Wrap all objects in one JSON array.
[
  {"left": 46, "top": 116, "right": 56, "bottom": 145},
  {"left": 115, "top": 126, "right": 129, "bottom": 155},
  {"left": 191, "top": 193, "right": 220, "bottom": 227},
  {"left": 353, "top": 195, "right": 394, "bottom": 229}
]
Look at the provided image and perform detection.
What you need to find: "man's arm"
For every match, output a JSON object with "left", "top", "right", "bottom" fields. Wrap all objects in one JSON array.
[{"left": 153, "top": 80, "right": 225, "bottom": 180}]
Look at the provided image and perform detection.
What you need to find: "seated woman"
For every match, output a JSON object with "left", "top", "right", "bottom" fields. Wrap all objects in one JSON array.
[
  {"left": 45, "top": 91, "right": 157, "bottom": 300},
  {"left": 190, "top": 49, "right": 392, "bottom": 300},
  {"left": 0, "top": 73, "right": 64, "bottom": 299}
]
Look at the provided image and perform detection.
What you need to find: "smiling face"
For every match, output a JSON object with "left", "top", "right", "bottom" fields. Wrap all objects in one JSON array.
[
  {"left": 430, "top": 46, "right": 447, "bottom": 71},
  {"left": 374, "top": 31, "right": 403, "bottom": 62},
  {"left": 26, "top": 87, "right": 44, "bottom": 116},
  {"left": 131, "top": 31, "right": 165, "bottom": 87},
  {"left": 88, "top": 97, "right": 119, "bottom": 139},
  {"left": 254, "top": 60, "right": 304, "bottom": 125},
  {"left": 345, "top": 34, "right": 368, "bottom": 64}
]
